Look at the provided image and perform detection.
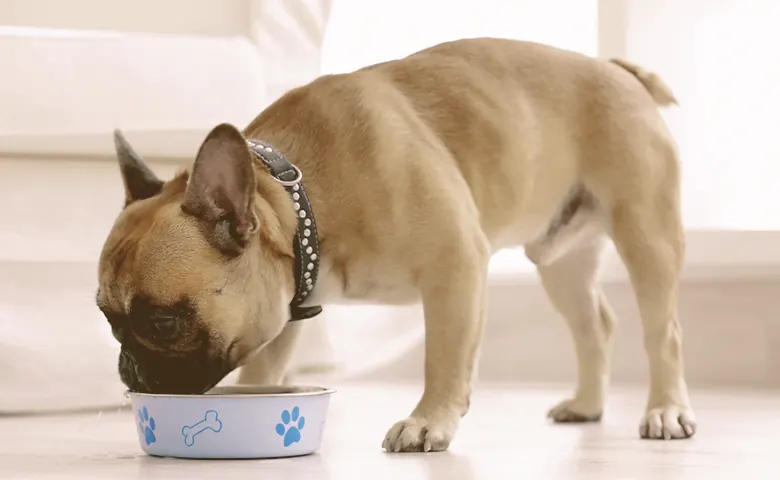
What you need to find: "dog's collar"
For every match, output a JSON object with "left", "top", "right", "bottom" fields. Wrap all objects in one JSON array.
[{"left": 246, "top": 139, "right": 323, "bottom": 322}]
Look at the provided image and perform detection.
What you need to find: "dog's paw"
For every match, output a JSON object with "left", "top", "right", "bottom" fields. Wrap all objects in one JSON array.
[
  {"left": 547, "top": 397, "right": 603, "bottom": 423},
  {"left": 381, "top": 416, "right": 456, "bottom": 453},
  {"left": 639, "top": 405, "right": 696, "bottom": 440}
]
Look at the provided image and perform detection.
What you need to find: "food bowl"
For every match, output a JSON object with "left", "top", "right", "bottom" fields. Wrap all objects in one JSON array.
[{"left": 127, "top": 385, "right": 335, "bottom": 459}]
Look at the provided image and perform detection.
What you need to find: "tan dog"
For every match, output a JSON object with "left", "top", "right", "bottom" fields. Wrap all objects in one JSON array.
[{"left": 96, "top": 37, "right": 695, "bottom": 452}]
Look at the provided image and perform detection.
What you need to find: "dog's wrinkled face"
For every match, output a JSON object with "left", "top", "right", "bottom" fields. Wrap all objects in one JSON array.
[{"left": 96, "top": 124, "right": 293, "bottom": 394}]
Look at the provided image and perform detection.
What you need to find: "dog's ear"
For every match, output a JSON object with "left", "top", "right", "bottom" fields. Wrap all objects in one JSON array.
[
  {"left": 113, "top": 129, "right": 164, "bottom": 205},
  {"left": 181, "top": 123, "right": 258, "bottom": 254}
]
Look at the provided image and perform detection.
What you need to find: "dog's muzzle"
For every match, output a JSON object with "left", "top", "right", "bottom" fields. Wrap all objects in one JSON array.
[{"left": 119, "top": 346, "right": 230, "bottom": 395}]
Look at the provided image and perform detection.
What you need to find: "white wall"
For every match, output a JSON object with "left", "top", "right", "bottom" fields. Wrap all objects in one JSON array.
[
  {"left": 621, "top": 0, "right": 780, "bottom": 229},
  {"left": 322, "top": 0, "right": 597, "bottom": 73}
]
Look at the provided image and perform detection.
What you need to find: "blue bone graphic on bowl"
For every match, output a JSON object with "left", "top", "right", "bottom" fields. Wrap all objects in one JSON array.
[{"left": 181, "top": 410, "right": 223, "bottom": 446}]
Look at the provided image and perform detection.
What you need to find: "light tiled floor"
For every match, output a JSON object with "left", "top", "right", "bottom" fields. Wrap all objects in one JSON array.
[{"left": 2, "top": 383, "right": 779, "bottom": 479}]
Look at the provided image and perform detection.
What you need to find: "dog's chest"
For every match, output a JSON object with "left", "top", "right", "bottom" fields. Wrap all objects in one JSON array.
[{"left": 302, "top": 258, "right": 421, "bottom": 307}]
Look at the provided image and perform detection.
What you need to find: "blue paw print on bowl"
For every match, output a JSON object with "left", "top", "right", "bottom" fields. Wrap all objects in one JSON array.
[
  {"left": 137, "top": 406, "right": 156, "bottom": 446},
  {"left": 275, "top": 407, "right": 305, "bottom": 447}
]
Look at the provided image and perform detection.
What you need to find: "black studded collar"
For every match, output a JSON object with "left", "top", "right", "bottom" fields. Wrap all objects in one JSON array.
[{"left": 246, "top": 139, "right": 323, "bottom": 322}]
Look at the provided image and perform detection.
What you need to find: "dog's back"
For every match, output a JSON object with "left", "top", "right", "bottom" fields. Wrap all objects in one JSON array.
[{"left": 248, "top": 37, "right": 678, "bottom": 253}]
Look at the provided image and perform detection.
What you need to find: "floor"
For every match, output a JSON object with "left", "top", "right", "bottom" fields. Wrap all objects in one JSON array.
[{"left": 2, "top": 383, "right": 779, "bottom": 479}]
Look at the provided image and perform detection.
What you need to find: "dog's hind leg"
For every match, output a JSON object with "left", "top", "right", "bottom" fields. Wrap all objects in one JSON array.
[
  {"left": 531, "top": 231, "right": 617, "bottom": 423},
  {"left": 605, "top": 146, "right": 695, "bottom": 440}
]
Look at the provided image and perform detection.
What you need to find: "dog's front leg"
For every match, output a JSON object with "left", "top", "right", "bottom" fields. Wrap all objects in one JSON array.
[
  {"left": 237, "top": 322, "right": 303, "bottom": 385},
  {"left": 382, "top": 235, "right": 489, "bottom": 453}
]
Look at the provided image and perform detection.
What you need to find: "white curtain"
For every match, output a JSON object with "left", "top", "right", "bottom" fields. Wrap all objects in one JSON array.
[{"left": 321, "top": 0, "right": 597, "bottom": 73}]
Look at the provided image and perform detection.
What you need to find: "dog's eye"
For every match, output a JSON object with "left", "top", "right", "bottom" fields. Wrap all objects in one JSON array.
[{"left": 152, "top": 318, "right": 178, "bottom": 338}]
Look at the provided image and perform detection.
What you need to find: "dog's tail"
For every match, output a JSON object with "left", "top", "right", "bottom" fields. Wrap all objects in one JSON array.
[{"left": 609, "top": 58, "right": 678, "bottom": 107}]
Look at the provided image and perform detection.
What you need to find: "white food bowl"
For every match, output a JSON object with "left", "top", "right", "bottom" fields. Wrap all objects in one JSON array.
[{"left": 127, "top": 385, "right": 335, "bottom": 459}]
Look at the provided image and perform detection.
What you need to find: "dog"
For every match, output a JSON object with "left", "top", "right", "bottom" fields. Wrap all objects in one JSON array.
[{"left": 96, "top": 37, "right": 695, "bottom": 452}]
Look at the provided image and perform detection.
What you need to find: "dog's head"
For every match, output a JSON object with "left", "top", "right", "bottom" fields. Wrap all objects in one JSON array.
[{"left": 96, "top": 123, "right": 296, "bottom": 394}]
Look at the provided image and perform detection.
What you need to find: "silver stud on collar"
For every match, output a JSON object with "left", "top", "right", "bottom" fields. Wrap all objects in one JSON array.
[{"left": 246, "top": 138, "right": 320, "bottom": 321}]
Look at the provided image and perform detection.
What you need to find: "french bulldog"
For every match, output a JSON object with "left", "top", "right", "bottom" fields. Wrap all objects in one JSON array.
[{"left": 96, "top": 37, "right": 695, "bottom": 452}]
